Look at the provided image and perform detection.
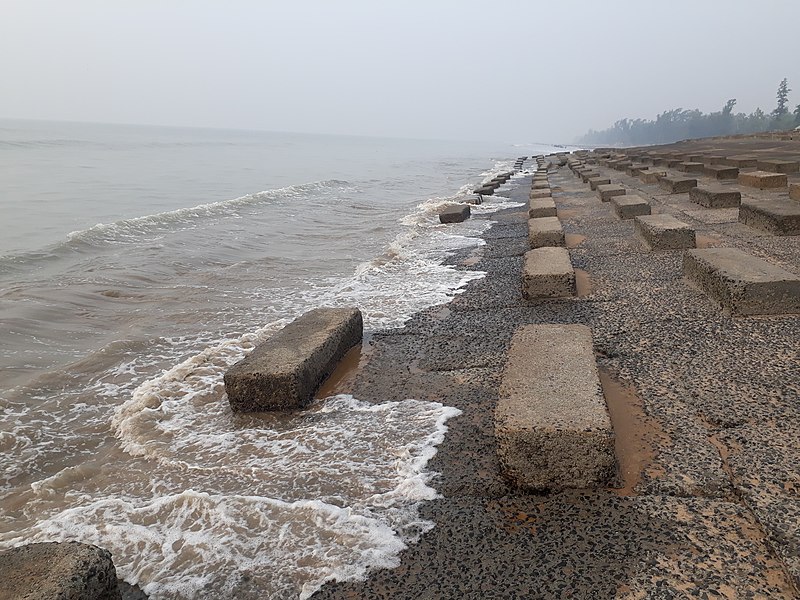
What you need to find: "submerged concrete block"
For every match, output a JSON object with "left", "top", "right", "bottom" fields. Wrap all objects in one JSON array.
[
  {"left": 689, "top": 186, "right": 742, "bottom": 208},
  {"left": 528, "top": 198, "right": 557, "bottom": 218},
  {"left": 703, "top": 165, "right": 739, "bottom": 180},
  {"left": 683, "top": 248, "right": 800, "bottom": 315},
  {"left": 597, "top": 184, "right": 626, "bottom": 202},
  {"left": 634, "top": 214, "right": 696, "bottom": 250},
  {"left": 439, "top": 205, "right": 471, "bottom": 223},
  {"left": 738, "top": 171, "right": 788, "bottom": 189},
  {"left": 0, "top": 542, "right": 121, "bottom": 600},
  {"left": 528, "top": 216, "right": 565, "bottom": 248},
  {"left": 225, "top": 308, "right": 363, "bottom": 411},
  {"left": 588, "top": 177, "right": 611, "bottom": 191},
  {"left": 738, "top": 199, "right": 800, "bottom": 236},
  {"left": 522, "top": 247, "right": 575, "bottom": 299},
  {"left": 658, "top": 175, "right": 697, "bottom": 194},
  {"left": 496, "top": 324, "right": 615, "bottom": 491},
  {"left": 612, "top": 194, "right": 651, "bottom": 219}
]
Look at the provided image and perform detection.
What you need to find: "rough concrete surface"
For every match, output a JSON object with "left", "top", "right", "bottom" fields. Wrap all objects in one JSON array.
[{"left": 522, "top": 247, "right": 575, "bottom": 299}]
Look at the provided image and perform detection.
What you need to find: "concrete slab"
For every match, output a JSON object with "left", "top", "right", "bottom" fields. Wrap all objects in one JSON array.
[
  {"left": 528, "top": 198, "right": 558, "bottom": 218},
  {"left": 738, "top": 199, "right": 800, "bottom": 236},
  {"left": 738, "top": 171, "right": 788, "bottom": 189},
  {"left": 612, "top": 194, "right": 651, "bottom": 219},
  {"left": 522, "top": 247, "right": 575, "bottom": 299},
  {"left": 495, "top": 324, "right": 615, "bottom": 491},
  {"left": 703, "top": 165, "right": 739, "bottom": 180},
  {"left": 634, "top": 214, "right": 696, "bottom": 250},
  {"left": 597, "top": 184, "right": 626, "bottom": 202},
  {"left": 658, "top": 175, "right": 697, "bottom": 194},
  {"left": 528, "top": 216, "right": 565, "bottom": 248},
  {"left": 756, "top": 159, "right": 799, "bottom": 174},
  {"left": 225, "top": 307, "right": 363, "bottom": 411},
  {"left": 683, "top": 248, "right": 800, "bottom": 315},
  {"left": 689, "top": 186, "right": 742, "bottom": 208},
  {"left": 588, "top": 177, "right": 611, "bottom": 191},
  {"left": 440, "top": 205, "right": 471, "bottom": 223}
]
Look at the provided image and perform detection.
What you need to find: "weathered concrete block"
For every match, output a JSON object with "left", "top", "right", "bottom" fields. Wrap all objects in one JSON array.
[
  {"left": 678, "top": 162, "right": 705, "bottom": 173},
  {"left": 495, "top": 324, "right": 615, "bottom": 491},
  {"left": 756, "top": 159, "right": 800, "bottom": 174},
  {"left": 723, "top": 155, "right": 758, "bottom": 168},
  {"left": 529, "top": 189, "right": 552, "bottom": 200},
  {"left": 703, "top": 164, "right": 739, "bottom": 180},
  {"left": 225, "top": 307, "right": 363, "bottom": 411},
  {"left": 528, "top": 198, "right": 557, "bottom": 218},
  {"left": 683, "top": 248, "right": 800, "bottom": 315},
  {"left": 580, "top": 171, "right": 600, "bottom": 183},
  {"left": 474, "top": 185, "right": 494, "bottom": 196},
  {"left": 626, "top": 164, "right": 647, "bottom": 176},
  {"left": 738, "top": 199, "right": 800, "bottom": 236},
  {"left": 689, "top": 186, "right": 742, "bottom": 208},
  {"left": 0, "top": 542, "right": 121, "bottom": 600},
  {"left": 597, "top": 184, "right": 626, "bottom": 202},
  {"left": 658, "top": 175, "right": 697, "bottom": 194},
  {"left": 640, "top": 169, "right": 666, "bottom": 184},
  {"left": 612, "top": 194, "right": 651, "bottom": 219},
  {"left": 439, "top": 205, "right": 471, "bottom": 223},
  {"left": 634, "top": 214, "right": 696, "bottom": 250},
  {"left": 522, "top": 247, "right": 575, "bottom": 299},
  {"left": 790, "top": 183, "right": 800, "bottom": 201},
  {"left": 588, "top": 177, "right": 611, "bottom": 191},
  {"left": 528, "top": 216, "right": 565, "bottom": 248},
  {"left": 531, "top": 182, "right": 550, "bottom": 190},
  {"left": 738, "top": 171, "right": 788, "bottom": 189}
]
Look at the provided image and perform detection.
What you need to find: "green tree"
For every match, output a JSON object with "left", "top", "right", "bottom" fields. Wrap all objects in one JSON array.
[
  {"left": 794, "top": 104, "right": 800, "bottom": 126},
  {"left": 774, "top": 78, "right": 791, "bottom": 117},
  {"left": 722, "top": 99, "right": 737, "bottom": 116}
]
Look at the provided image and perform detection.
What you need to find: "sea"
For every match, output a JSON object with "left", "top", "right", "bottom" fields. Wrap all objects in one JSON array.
[{"left": 0, "top": 118, "right": 563, "bottom": 598}]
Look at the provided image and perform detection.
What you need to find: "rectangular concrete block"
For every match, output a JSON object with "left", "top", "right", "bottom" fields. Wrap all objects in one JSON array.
[
  {"left": 658, "top": 175, "right": 697, "bottom": 194},
  {"left": 683, "top": 248, "right": 800, "bottom": 315},
  {"left": 723, "top": 155, "right": 758, "bottom": 168},
  {"left": 439, "top": 205, "right": 471, "bottom": 223},
  {"left": 791, "top": 183, "right": 800, "bottom": 201},
  {"left": 531, "top": 181, "right": 550, "bottom": 190},
  {"left": 640, "top": 169, "right": 666, "bottom": 184},
  {"left": 678, "top": 162, "right": 705, "bottom": 173},
  {"left": 528, "top": 216, "right": 565, "bottom": 248},
  {"left": 634, "top": 214, "right": 696, "bottom": 250},
  {"left": 522, "top": 247, "right": 575, "bottom": 299},
  {"left": 581, "top": 171, "right": 600, "bottom": 183},
  {"left": 588, "top": 176, "right": 611, "bottom": 191},
  {"left": 612, "top": 194, "right": 651, "bottom": 219},
  {"left": 738, "top": 199, "right": 800, "bottom": 236},
  {"left": 756, "top": 159, "right": 799, "bottom": 174},
  {"left": 528, "top": 198, "right": 557, "bottom": 218},
  {"left": 529, "top": 189, "right": 552, "bottom": 200},
  {"left": 689, "top": 186, "right": 742, "bottom": 208},
  {"left": 495, "top": 324, "right": 615, "bottom": 491},
  {"left": 597, "top": 184, "right": 626, "bottom": 202},
  {"left": 703, "top": 165, "right": 739, "bottom": 180},
  {"left": 225, "top": 308, "right": 363, "bottom": 411},
  {"left": 738, "top": 171, "right": 788, "bottom": 189}
]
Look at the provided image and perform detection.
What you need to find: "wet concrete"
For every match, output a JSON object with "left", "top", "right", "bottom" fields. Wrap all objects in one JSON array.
[{"left": 313, "top": 152, "right": 800, "bottom": 598}]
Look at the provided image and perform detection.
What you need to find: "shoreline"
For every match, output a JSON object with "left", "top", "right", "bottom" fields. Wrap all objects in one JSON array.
[{"left": 313, "top": 140, "right": 800, "bottom": 598}]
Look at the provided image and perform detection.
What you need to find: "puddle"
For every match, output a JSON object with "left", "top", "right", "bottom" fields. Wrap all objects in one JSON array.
[
  {"left": 315, "top": 336, "right": 374, "bottom": 398},
  {"left": 574, "top": 269, "right": 592, "bottom": 297},
  {"left": 565, "top": 233, "right": 586, "bottom": 248},
  {"left": 598, "top": 369, "right": 669, "bottom": 496}
]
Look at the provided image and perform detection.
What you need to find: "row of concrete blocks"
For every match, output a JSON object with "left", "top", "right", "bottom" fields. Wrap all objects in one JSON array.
[{"left": 603, "top": 149, "right": 800, "bottom": 174}]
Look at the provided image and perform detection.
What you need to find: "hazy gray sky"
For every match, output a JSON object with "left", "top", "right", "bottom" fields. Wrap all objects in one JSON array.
[{"left": 2, "top": 0, "right": 799, "bottom": 143}]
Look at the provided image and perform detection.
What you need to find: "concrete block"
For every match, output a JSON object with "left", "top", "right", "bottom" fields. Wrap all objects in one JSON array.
[
  {"left": 683, "top": 248, "right": 800, "bottom": 315},
  {"left": 738, "top": 199, "right": 800, "bottom": 236},
  {"left": 597, "top": 184, "right": 626, "bottom": 202},
  {"left": 677, "top": 162, "right": 705, "bottom": 173},
  {"left": 474, "top": 185, "right": 494, "bottom": 196},
  {"left": 495, "top": 324, "right": 615, "bottom": 491},
  {"left": 439, "top": 205, "right": 471, "bottom": 223},
  {"left": 756, "top": 159, "right": 800, "bottom": 174},
  {"left": 581, "top": 171, "right": 600, "bottom": 183},
  {"left": 522, "top": 247, "right": 575, "bottom": 299},
  {"left": 0, "top": 542, "right": 121, "bottom": 600},
  {"left": 634, "top": 214, "right": 696, "bottom": 250},
  {"left": 640, "top": 169, "right": 666, "bottom": 184},
  {"left": 790, "top": 183, "right": 800, "bottom": 201},
  {"left": 703, "top": 165, "right": 739, "bottom": 180},
  {"left": 723, "top": 155, "right": 758, "bottom": 168},
  {"left": 738, "top": 171, "right": 788, "bottom": 189},
  {"left": 528, "top": 216, "right": 565, "bottom": 248},
  {"left": 529, "top": 189, "right": 552, "bottom": 200},
  {"left": 612, "top": 194, "right": 651, "bottom": 219},
  {"left": 225, "top": 307, "right": 363, "bottom": 411},
  {"left": 588, "top": 177, "right": 611, "bottom": 191},
  {"left": 626, "top": 164, "right": 647, "bottom": 176},
  {"left": 532, "top": 182, "right": 550, "bottom": 190},
  {"left": 658, "top": 175, "right": 697, "bottom": 194},
  {"left": 689, "top": 186, "right": 742, "bottom": 208},
  {"left": 528, "top": 198, "right": 557, "bottom": 218}
]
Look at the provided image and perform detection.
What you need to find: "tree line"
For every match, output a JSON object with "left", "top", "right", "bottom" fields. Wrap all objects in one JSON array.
[{"left": 579, "top": 79, "right": 799, "bottom": 145}]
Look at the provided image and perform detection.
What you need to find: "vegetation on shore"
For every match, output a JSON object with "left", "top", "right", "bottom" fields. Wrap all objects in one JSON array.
[{"left": 580, "top": 78, "right": 800, "bottom": 145}]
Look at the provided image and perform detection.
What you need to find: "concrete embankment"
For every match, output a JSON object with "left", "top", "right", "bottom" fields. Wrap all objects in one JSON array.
[{"left": 314, "top": 137, "right": 800, "bottom": 598}]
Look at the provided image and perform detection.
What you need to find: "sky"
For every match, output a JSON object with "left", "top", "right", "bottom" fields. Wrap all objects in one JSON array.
[{"left": 1, "top": 0, "right": 799, "bottom": 143}]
